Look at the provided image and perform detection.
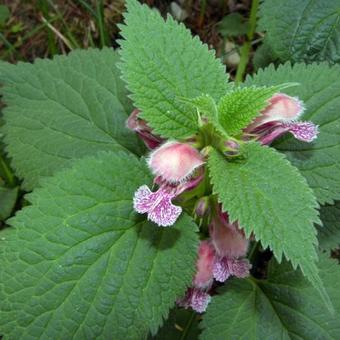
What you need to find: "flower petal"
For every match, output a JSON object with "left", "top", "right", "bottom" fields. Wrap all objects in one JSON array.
[
  {"left": 177, "top": 287, "right": 211, "bottom": 313},
  {"left": 212, "top": 257, "right": 232, "bottom": 282},
  {"left": 193, "top": 241, "right": 215, "bottom": 289},
  {"left": 213, "top": 257, "right": 251, "bottom": 282},
  {"left": 286, "top": 121, "right": 319, "bottom": 142},
  {"left": 133, "top": 185, "right": 153, "bottom": 214},
  {"left": 133, "top": 185, "right": 182, "bottom": 227},
  {"left": 148, "top": 141, "right": 204, "bottom": 183}
]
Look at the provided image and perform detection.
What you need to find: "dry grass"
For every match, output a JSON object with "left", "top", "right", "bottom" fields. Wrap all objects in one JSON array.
[{"left": 0, "top": 0, "right": 250, "bottom": 68}]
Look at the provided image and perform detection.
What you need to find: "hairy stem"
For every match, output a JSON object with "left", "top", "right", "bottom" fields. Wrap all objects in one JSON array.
[{"left": 235, "top": 0, "right": 259, "bottom": 84}]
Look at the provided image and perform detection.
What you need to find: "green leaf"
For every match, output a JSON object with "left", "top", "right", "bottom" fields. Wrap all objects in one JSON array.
[
  {"left": 259, "top": 0, "right": 340, "bottom": 64},
  {"left": 179, "top": 94, "right": 218, "bottom": 122},
  {"left": 217, "top": 86, "right": 284, "bottom": 136},
  {"left": 218, "top": 13, "right": 250, "bottom": 37},
  {"left": 0, "top": 48, "right": 143, "bottom": 190},
  {"left": 0, "top": 185, "right": 18, "bottom": 220},
  {"left": 149, "top": 308, "right": 199, "bottom": 340},
  {"left": 318, "top": 201, "right": 340, "bottom": 251},
  {"left": 201, "top": 253, "right": 340, "bottom": 339},
  {"left": 119, "top": 0, "right": 229, "bottom": 139},
  {"left": 0, "top": 151, "right": 199, "bottom": 339},
  {"left": 208, "top": 143, "right": 331, "bottom": 308},
  {"left": 252, "top": 41, "right": 278, "bottom": 71},
  {"left": 178, "top": 94, "right": 223, "bottom": 133},
  {"left": 244, "top": 62, "right": 340, "bottom": 204}
]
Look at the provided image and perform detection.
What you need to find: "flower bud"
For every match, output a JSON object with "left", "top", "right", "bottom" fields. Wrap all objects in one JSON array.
[
  {"left": 148, "top": 141, "right": 204, "bottom": 183},
  {"left": 195, "top": 197, "right": 210, "bottom": 218},
  {"left": 224, "top": 139, "right": 240, "bottom": 151},
  {"left": 126, "top": 109, "right": 163, "bottom": 149}
]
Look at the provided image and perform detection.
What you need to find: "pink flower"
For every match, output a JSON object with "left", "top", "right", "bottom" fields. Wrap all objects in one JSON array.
[
  {"left": 177, "top": 241, "right": 215, "bottom": 313},
  {"left": 193, "top": 241, "right": 215, "bottom": 289},
  {"left": 148, "top": 141, "right": 204, "bottom": 183},
  {"left": 245, "top": 93, "right": 319, "bottom": 145},
  {"left": 133, "top": 185, "right": 182, "bottom": 227},
  {"left": 177, "top": 288, "right": 211, "bottom": 313},
  {"left": 248, "top": 93, "right": 305, "bottom": 129},
  {"left": 178, "top": 213, "right": 251, "bottom": 313},
  {"left": 213, "top": 257, "right": 251, "bottom": 282},
  {"left": 133, "top": 142, "right": 204, "bottom": 227},
  {"left": 210, "top": 213, "right": 249, "bottom": 258},
  {"left": 126, "top": 109, "right": 163, "bottom": 149},
  {"left": 210, "top": 211, "right": 251, "bottom": 282}
]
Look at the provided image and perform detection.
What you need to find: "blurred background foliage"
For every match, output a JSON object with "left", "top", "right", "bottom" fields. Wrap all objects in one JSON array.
[{"left": 0, "top": 1, "right": 259, "bottom": 73}]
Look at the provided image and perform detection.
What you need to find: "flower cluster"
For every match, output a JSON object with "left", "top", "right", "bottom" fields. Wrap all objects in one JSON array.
[
  {"left": 129, "top": 93, "right": 318, "bottom": 228},
  {"left": 133, "top": 141, "right": 204, "bottom": 227},
  {"left": 127, "top": 92, "right": 318, "bottom": 312},
  {"left": 177, "top": 211, "right": 251, "bottom": 312}
]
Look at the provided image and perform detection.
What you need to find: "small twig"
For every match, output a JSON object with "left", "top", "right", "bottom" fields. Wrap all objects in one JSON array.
[
  {"left": 40, "top": 15, "right": 73, "bottom": 50},
  {"left": 235, "top": 0, "right": 259, "bottom": 84}
]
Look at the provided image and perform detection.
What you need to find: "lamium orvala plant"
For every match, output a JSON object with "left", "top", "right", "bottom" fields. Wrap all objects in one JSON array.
[{"left": 0, "top": 0, "right": 340, "bottom": 339}]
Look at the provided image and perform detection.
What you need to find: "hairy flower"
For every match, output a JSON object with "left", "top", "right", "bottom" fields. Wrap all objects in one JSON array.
[
  {"left": 177, "top": 241, "right": 215, "bottom": 313},
  {"left": 210, "top": 213, "right": 249, "bottom": 258},
  {"left": 210, "top": 211, "right": 251, "bottom": 282},
  {"left": 134, "top": 142, "right": 204, "bottom": 227},
  {"left": 133, "top": 185, "right": 182, "bottom": 227},
  {"left": 193, "top": 241, "right": 215, "bottom": 289},
  {"left": 245, "top": 93, "right": 319, "bottom": 145},
  {"left": 248, "top": 93, "right": 305, "bottom": 129}
]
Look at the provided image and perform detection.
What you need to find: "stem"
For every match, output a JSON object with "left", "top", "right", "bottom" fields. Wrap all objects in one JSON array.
[
  {"left": 180, "top": 311, "right": 196, "bottom": 340},
  {"left": 198, "top": 0, "right": 207, "bottom": 28},
  {"left": 248, "top": 241, "right": 260, "bottom": 263},
  {"left": 38, "top": 0, "right": 58, "bottom": 56},
  {"left": 96, "top": 0, "right": 109, "bottom": 47},
  {"left": 235, "top": 0, "right": 259, "bottom": 84}
]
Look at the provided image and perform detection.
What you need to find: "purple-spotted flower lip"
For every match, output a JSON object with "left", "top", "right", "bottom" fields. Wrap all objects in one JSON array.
[
  {"left": 133, "top": 184, "right": 182, "bottom": 227},
  {"left": 252, "top": 120, "right": 319, "bottom": 145},
  {"left": 213, "top": 256, "right": 251, "bottom": 282},
  {"left": 133, "top": 173, "right": 204, "bottom": 227},
  {"left": 177, "top": 287, "right": 211, "bottom": 313}
]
